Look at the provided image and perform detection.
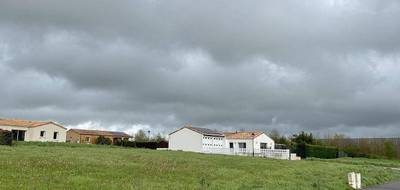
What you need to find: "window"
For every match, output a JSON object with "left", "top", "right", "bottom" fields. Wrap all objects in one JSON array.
[
  {"left": 229, "top": 142, "right": 234, "bottom": 149},
  {"left": 238, "top": 142, "right": 246, "bottom": 149},
  {"left": 85, "top": 137, "right": 91, "bottom": 142},
  {"left": 260, "top": 143, "right": 268, "bottom": 149},
  {"left": 53, "top": 132, "right": 58, "bottom": 140},
  {"left": 40, "top": 131, "right": 45, "bottom": 137},
  {"left": 11, "top": 130, "right": 26, "bottom": 141}
]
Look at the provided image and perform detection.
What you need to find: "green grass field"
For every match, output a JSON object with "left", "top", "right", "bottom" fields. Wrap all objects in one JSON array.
[{"left": 1, "top": 143, "right": 399, "bottom": 190}]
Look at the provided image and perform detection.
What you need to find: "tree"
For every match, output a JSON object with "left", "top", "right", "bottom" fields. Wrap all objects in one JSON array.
[
  {"left": 384, "top": 141, "right": 397, "bottom": 159},
  {"left": 276, "top": 135, "right": 290, "bottom": 145},
  {"left": 268, "top": 129, "right": 280, "bottom": 142},
  {"left": 134, "top": 130, "right": 149, "bottom": 142},
  {"left": 96, "top": 136, "right": 112, "bottom": 145},
  {"left": 152, "top": 133, "right": 166, "bottom": 142},
  {"left": 292, "top": 131, "right": 314, "bottom": 144}
]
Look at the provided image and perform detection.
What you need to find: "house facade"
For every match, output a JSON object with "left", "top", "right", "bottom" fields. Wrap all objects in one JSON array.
[
  {"left": 168, "top": 126, "right": 275, "bottom": 154},
  {"left": 168, "top": 126, "right": 225, "bottom": 152},
  {"left": 0, "top": 118, "right": 67, "bottom": 142},
  {"left": 223, "top": 131, "right": 275, "bottom": 154},
  {"left": 67, "top": 129, "right": 132, "bottom": 144}
]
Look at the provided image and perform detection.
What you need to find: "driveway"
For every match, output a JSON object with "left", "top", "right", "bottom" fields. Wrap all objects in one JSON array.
[{"left": 364, "top": 182, "right": 400, "bottom": 190}]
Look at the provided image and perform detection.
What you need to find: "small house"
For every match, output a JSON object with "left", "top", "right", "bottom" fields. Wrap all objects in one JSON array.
[
  {"left": 168, "top": 125, "right": 275, "bottom": 154},
  {"left": 67, "top": 129, "right": 132, "bottom": 144},
  {"left": 168, "top": 126, "right": 225, "bottom": 152},
  {"left": 0, "top": 118, "right": 67, "bottom": 142},
  {"left": 224, "top": 131, "right": 275, "bottom": 154}
]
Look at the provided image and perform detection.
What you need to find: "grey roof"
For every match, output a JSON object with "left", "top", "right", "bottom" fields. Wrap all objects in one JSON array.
[{"left": 186, "top": 126, "right": 225, "bottom": 137}]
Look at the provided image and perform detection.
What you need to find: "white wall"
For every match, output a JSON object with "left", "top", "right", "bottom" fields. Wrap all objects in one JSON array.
[
  {"left": 0, "top": 125, "right": 29, "bottom": 134},
  {"left": 27, "top": 124, "right": 67, "bottom": 142},
  {"left": 225, "top": 139, "right": 254, "bottom": 153},
  {"left": 254, "top": 134, "right": 275, "bottom": 150},
  {"left": 0, "top": 124, "right": 67, "bottom": 142},
  {"left": 225, "top": 134, "right": 275, "bottom": 153},
  {"left": 168, "top": 128, "right": 203, "bottom": 152},
  {"left": 202, "top": 136, "right": 225, "bottom": 151},
  {"left": 168, "top": 129, "right": 276, "bottom": 154}
]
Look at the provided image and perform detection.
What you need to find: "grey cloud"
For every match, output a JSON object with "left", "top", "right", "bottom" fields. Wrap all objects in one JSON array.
[{"left": 1, "top": 0, "right": 400, "bottom": 137}]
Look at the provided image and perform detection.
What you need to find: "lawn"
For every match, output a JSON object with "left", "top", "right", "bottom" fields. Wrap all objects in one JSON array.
[{"left": 0, "top": 143, "right": 399, "bottom": 190}]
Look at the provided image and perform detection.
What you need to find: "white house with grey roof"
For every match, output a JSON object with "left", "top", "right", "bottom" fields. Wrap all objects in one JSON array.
[
  {"left": 168, "top": 125, "right": 288, "bottom": 159},
  {"left": 168, "top": 126, "right": 225, "bottom": 153}
]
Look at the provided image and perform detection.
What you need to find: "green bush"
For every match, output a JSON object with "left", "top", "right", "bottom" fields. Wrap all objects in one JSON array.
[
  {"left": 293, "top": 142, "right": 306, "bottom": 158},
  {"left": 306, "top": 144, "right": 338, "bottom": 159},
  {"left": 96, "top": 136, "right": 112, "bottom": 145},
  {"left": 341, "top": 145, "right": 373, "bottom": 158},
  {"left": 293, "top": 143, "right": 338, "bottom": 159},
  {"left": 384, "top": 141, "right": 397, "bottom": 159},
  {"left": 0, "top": 129, "right": 12, "bottom": 146},
  {"left": 114, "top": 140, "right": 168, "bottom": 149}
]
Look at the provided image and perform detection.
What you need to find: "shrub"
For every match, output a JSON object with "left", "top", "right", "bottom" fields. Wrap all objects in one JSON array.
[
  {"left": 158, "top": 141, "right": 168, "bottom": 148},
  {"left": 384, "top": 141, "right": 397, "bottom": 159},
  {"left": 305, "top": 144, "right": 338, "bottom": 159},
  {"left": 0, "top": 129, "right": 12, "bottom": 146},
  {"left": 342, "top": 145, "right": 370, "bottom": 158},
  {"left": 293, "top": 142, "right": 306, "bottom": 158},
  {"left": 114, "top": 140, "right": 168, "bottom": 149},
  {"left": 114, "top": 139, "right": 135, "bottom": 147},
  {"left": 135, "top": 141, "right": 159, "bottom": 149},
  {"left": 96, "top": 136, "right": 112, "bottom": 145},
  {"left": 293, "top": 143, "right": 338, "bottom": 159}
]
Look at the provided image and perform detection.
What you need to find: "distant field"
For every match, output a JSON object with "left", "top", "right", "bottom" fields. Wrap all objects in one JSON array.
[{"left": 0, "top": 143, "right": 399, "bottom": 190}]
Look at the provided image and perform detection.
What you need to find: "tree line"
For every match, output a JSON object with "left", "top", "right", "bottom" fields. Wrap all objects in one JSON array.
[{"left": 268, "top": 130, "right": 399, "bottom": 159}]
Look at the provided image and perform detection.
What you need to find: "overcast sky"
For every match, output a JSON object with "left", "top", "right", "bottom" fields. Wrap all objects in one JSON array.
[{"left": 1, "top": 0, "right": 400, "bottom": 137}]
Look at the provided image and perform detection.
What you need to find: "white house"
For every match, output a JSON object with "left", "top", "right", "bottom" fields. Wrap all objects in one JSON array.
[
  {"left": 168, "top": 126, "right": 225, "bottom": 153},
  {"left": 0, "top": 118, "right": 67, "bottom": 142},
  {"left": 168, "top": 126, "right": 285, "bottom": 159},
  {"left": 223, "top": 131, "right": 275, "bottom": 154}
]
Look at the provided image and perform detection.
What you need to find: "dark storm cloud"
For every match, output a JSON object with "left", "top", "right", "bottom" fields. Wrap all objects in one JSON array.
[{"left": 1, "top": 0, "right": 400, "bottom": 137}]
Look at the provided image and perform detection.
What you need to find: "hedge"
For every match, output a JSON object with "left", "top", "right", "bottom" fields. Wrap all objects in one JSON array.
[
  {"left": 0, "top": 129, "right": 12, "bottom": 146},
  {"left": 114, "top": 140, "right": 168, "bottom": 149},
  {"left": 305, "top": 144, "right": 338, "bottom": 159},
  {"left": 96, "top": 136, "right": 112, "bottom": 145},
  {"left": 294, "top": 143, "right": 338, "bottom": 159}
]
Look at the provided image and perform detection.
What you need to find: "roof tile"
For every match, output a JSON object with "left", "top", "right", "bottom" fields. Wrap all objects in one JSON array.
[
  {"left": 0, "top": 118, "right": 65, "bottom": 129},
  {"left": 223, "top": 131, "right": 264, "bottom": 139},
  {"left": 70, "top": 129, "right": 132, "bottom": 138}
]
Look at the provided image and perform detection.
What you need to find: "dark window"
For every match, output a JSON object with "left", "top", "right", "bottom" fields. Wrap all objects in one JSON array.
[
  {"left": 11, "top": 130, "right": 26, "bottom": 141},
  {"left": 40, "top": 131, "right": 45, "bottom": 137},
  {"left": 238, "top": 142, "right": 246, "bottom": 149},
  {"left": 260, "top": 143, "right": 267, "bottom": 149},
  {"left": 229, "top": 142, "right": 234, "bottom": 149},
  {"left": 53, "top": 132, "right": 58, "bottom": 140}
]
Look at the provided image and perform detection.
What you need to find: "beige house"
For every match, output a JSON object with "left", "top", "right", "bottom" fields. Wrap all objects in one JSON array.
[
  {"left": 0, "top": 118, "right": 67, "bottom": 142},
  {"left": 67, "top": 129, "right": 132, "bottom": 144}
]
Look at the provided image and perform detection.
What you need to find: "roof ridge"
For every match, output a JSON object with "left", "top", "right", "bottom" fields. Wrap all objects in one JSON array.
[
  {"left": 70, "top": 128, "right": 127, "bottom": 132},
  {"left": 69, "top": 128, "right": 132, "bottom": 137},
  {"left": 0, "top": 118, "right": 65, "bottom": 129}
]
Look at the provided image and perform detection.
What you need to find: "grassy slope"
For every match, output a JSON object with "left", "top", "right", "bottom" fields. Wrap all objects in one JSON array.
[{"left": 0, "top": 143, "right": 399, "bottom": 190}]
